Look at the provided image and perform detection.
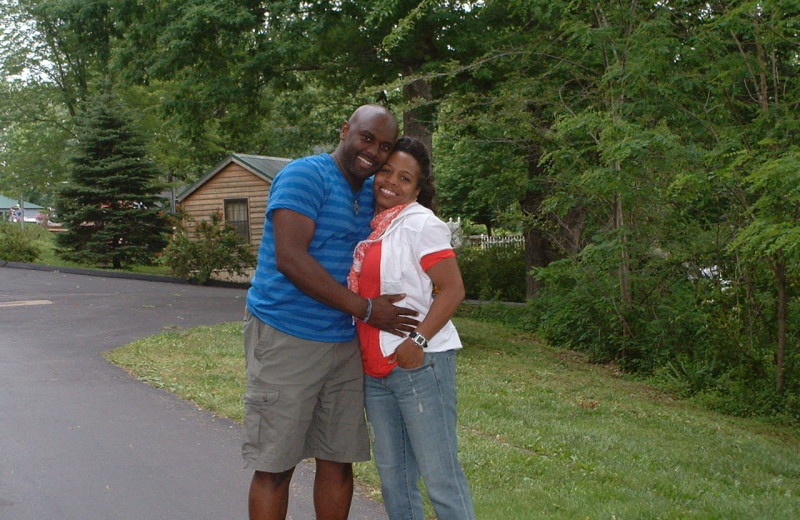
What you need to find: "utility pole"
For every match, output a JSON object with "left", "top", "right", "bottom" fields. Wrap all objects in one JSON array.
[{"left": 18, "top": 194, "right": 25, "bottom": 229}]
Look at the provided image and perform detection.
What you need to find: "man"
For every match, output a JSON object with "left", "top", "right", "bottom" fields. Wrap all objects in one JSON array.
[{"left": 243, "top": 104, "right": 419, "bottom": 520}]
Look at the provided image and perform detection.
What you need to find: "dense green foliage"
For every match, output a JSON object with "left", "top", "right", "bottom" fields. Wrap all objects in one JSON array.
[
  {"left": 1, "top": 0, "right": 798, "bottom": 419},
  {"left": 54, "top": 91, "right": 171, "bottom": 268},
  {"left": 163, "top": 212, "right": 256, "bottom": 283},
  {"left": 457, "top": 244, "right": 527, "bottom": 302},
  {"left": 521, "top": 0, "right": 800, "bottom": 419},
  {"left": 0, "top": 221, "right": 42, "bottom": 262}
]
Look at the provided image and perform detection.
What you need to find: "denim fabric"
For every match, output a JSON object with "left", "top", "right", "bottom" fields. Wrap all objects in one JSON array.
[{"left": 365, "top": 350, "right": 476, "bottom": 520}]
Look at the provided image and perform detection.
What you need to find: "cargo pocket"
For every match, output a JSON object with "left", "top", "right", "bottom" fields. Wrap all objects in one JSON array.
[{"left": 242, "top": 389, "right": 280, "bottom": 461}]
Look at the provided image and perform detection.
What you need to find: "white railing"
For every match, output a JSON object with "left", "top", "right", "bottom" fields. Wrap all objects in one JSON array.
[
  {"left": 472, "top": 234, "right": 524, "bottom": 249},
  {"left": 446, "top": 217, "right": 524, "bottom": 249}
]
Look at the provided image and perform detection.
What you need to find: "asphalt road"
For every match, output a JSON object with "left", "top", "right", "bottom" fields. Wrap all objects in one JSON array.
[{"left": 0, "top": 265, "right": 387, "bottom": 520}]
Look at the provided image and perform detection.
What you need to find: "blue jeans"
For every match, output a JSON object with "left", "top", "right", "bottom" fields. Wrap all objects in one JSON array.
[{"left": 364, "top": 350, "right": 476, "bottom": 520}]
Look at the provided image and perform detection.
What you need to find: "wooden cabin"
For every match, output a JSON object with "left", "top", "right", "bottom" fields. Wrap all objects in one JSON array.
[{"left": 176, "top": 154, "right": 292, "bottom": 248}]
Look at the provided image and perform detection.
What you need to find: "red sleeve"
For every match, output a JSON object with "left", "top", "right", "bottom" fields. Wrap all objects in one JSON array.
[{"left": 420, "top": 249, "right": 456, "bottom": 272}]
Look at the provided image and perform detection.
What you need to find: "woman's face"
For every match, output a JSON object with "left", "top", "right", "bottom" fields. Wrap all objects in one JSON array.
[{"left": 373, "top": 151, "right": 422, "bottom": 213}]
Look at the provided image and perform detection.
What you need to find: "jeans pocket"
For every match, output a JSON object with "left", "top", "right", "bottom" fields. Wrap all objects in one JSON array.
[{"left": 395, "top": 355, "right": 432, "bottom": 373}]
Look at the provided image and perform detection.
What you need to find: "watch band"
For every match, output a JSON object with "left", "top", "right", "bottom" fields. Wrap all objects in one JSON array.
[{"left": 408, "top": 331, "right": 429, "bottom": 349}]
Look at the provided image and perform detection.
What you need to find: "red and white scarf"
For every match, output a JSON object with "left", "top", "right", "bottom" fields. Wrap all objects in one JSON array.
[{"left": 347, "top": 202, "right": 411, "bottom": 294}]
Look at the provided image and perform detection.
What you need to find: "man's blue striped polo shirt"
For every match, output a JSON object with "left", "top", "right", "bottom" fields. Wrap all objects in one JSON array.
[{"left": 246, "top": 153, "right": 374, "bottom": 342}]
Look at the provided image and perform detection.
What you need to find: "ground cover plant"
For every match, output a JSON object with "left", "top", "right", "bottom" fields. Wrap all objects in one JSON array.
[{"left": 105, "top": 315, "right": 800, "bottom": 519}]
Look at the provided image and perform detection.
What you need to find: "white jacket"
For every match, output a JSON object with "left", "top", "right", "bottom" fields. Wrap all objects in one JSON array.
[{"left": 370, "top": 202, "right": 462, "bottom": 357}]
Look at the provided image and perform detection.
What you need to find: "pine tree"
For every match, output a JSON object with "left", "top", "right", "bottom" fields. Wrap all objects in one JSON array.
[{"left": 55, "top": 91, "right": 170, "bottom": 269}]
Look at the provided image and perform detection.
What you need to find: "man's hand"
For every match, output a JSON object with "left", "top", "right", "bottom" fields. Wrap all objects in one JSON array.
[
  {"left": 392, "top": 339, "right": 424, "bottom": 369},
  {"left": 368, "top": 294, "right": 419, "bottom": 336}
]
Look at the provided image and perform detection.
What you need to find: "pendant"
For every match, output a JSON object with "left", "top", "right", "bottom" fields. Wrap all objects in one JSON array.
[{"left": 354, "top": 199, "right": 359, "bottom": 215}]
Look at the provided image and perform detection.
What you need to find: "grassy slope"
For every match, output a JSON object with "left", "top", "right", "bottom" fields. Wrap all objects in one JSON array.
[{"left": 105, "top": 317, "right": 800, "bottom": 520}]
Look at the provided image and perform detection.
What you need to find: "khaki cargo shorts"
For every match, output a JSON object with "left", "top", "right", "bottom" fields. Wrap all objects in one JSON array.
[{"left": 242, "top": 309, "right": 369, "bottom": 473}]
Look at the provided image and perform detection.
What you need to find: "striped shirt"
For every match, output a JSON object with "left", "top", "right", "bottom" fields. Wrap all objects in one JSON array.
[{"left": 247, "top": 153, "right": 374, "bottom": 342}]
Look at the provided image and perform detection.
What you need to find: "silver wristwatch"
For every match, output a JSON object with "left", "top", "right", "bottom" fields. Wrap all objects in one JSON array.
[{"left": 408, "top": 331, "right": 429, "bottom": 349}]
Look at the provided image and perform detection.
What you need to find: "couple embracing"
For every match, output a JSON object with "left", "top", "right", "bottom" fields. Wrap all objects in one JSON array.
[{"left": 243, "top": 104, "right": 476, "bottom": 520}]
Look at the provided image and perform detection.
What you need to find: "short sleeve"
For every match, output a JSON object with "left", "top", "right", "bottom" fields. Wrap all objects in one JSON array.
[
  {"left": 421, "top": 249, "right": 456, "bottom": 271},
  {"left": 267, "top": 160, "right": 326, "bottom": 221},
  {"left": 415, "top": 216, "right": 453, "bottom": 259}
]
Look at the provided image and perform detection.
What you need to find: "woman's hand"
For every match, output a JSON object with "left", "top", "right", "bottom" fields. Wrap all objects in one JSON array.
[{"left": 392, "top": 338, "right": 424, "bottom": 369}]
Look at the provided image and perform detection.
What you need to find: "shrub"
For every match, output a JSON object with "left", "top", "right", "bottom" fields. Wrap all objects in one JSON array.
[
  {"left": 456, "top": 244, "right": 526, "bottom": 302},
  {"left": 659, "top": 355, "right": 720, "bottom": 397},
  {"left": 526, "top": 237, "right": 800, "bottom": 422},
  {"left": 528, "top": 253, "right": 624, "bottom": 364},
  {"left": 163, "top": 213, "right": 256, "bottom": 283},
  {"left": 528, "top": 245, "right": 718, "bottom": 370},
  {"left": 0, "top": 222, "right": 43, "bottom": 262}
]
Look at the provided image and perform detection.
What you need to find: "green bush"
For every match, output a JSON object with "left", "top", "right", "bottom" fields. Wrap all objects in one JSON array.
[
  {"left": 0, "top": 222, "right": 43, "bottom": 262},
  {"left": 528, "top": 255, "right": 623, "bottom": 364},
  {"left": 456, "top": 244, "right": 526, "bottom": 302},
  {"left": 526, "top": 239, "right": 800, "bottom": 422},
  {"left": 163, "top": 213, "right": 256, "bottom": 283}
]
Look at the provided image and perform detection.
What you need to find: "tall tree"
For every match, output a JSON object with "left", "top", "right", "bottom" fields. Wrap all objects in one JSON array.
[
  {"left": 706, "top": 0, "right": 800, "bottom": 396},
  {"left": 114, "top": 0, "right": 266, "bottom": 160},
  {"left": 115, "top": 1, "right": 485, "bottom": 158},
  {"left": 1, "top": 0, "right": 122, "bottom": 207},
  {"left": 1, "top": 0, "right": 117, "bottom": 117},
  {"left": 434, "top": 0, "right": 595, "bottom": 297},
  {"left": 0, "top": 80, "right": 72, "bottom": 205},
  {"left": 55, "top": 90, "right": 170, "bottom": 268}
]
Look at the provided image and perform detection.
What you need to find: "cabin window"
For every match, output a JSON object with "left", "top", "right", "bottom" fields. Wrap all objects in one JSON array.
[{"left": 224, "top": 198, "right": 250, "bottom": 242}]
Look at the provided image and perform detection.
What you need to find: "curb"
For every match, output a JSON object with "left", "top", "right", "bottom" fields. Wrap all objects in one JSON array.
[
  {"left": 2, "top": 262, "right": 524, "bottom": 304},
  {"left": 0, "top": 261, "right": 250, "bottom": 290}
]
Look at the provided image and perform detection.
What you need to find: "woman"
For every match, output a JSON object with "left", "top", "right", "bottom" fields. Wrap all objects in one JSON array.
[{"left": 348, "top": 137, "right": 476, "bottom": 520}]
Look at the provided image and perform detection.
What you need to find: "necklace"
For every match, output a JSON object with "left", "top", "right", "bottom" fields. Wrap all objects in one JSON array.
[{"left": 354, "top": 199, "right": 359, "bottom": 214}]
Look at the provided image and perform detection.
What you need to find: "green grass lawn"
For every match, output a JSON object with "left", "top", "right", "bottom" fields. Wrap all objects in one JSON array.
[
  {"left": 32, "top": 228, "right": 173, "bottom": 276},
  {"left": 105, "top": 316, "right": 800, "bottom": 519}
]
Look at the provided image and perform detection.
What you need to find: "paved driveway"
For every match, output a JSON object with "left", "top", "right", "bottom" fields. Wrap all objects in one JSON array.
[{"left": 0, "top": 265, "right": 387, "bottom": 519}]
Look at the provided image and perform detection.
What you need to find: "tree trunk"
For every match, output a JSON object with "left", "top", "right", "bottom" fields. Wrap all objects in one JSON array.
[
  {"left": 522, "top": 135, "right": 557, "bottom": 299},
  {"left": 774, "top": 253, "right": 786, "bottom": 396},
  {"left": 615, "top": 189, "right": 631, "bottom": 309},
  {"left": 522, "top": 105, "right": 585, "bottom": 299},
  {"left": 402, "top": 78, "right": 433, "bottom": 154},
  {"left": 521, "top": 144, "right": 585, "bottom": 299}
]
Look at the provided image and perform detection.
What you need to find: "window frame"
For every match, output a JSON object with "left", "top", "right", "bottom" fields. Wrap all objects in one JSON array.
[{"left": 223, "top": 198, "right": 250, "bottom": 242}]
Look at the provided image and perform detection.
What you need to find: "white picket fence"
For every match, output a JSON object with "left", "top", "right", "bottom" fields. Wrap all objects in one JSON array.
[
  {"left": 445, "top": 217, "right": 523, "bottom": 249},
  {"left": 472, "top": 234, "right": 524, "bottom": 249}
]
